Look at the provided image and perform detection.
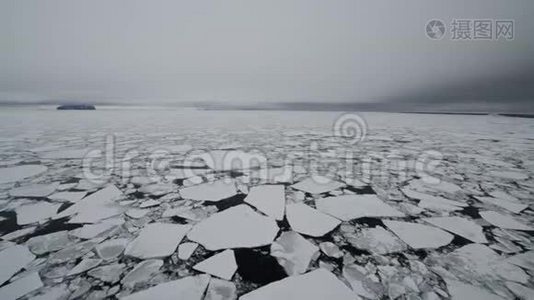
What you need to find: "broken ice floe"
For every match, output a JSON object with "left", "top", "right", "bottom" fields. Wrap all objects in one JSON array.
[
  {"left": 191, "top": 150, "right": 267, "bottom": 171},
  {"left": 319, "top": 242, "right": 343, "bottom": 258},
  {"left": 122, "top": 274, "right": 210, "bottom": 300},
  {"left": 138, "top": 183, "right": 175, "bottom": 197},
  {"left": 163, "top": 206, "right": 216, "bottom": 221},
  {"left": 139, "top": 199, "right": 161, "bottom": 208},
  {"left": 347, "top": 226, "right": 407, "bottom": 254},
  {"left": 193, "top": 249, "right": 237, "bottom": 280},
  {"left": 491, "top": 235, "right": 523, "bottom": 254},
  {"left": 240, "top": 269, "right": 354, "bottom": 300},
  {"left": 439, "top": 243, "right": 529, "bottom": 291},
  {"left": 270, "top": 231, "right": 319, "bottom": 276},
  {"left": 67, "top": 258, "right": 102, "bottom": 277},
  {"left": 1, "top": 227, "right": 36, "bottom": 241},
  {"left": 383, "top": 220, "right": 454, "bottom": 249},
  {"left": 445, "top": 278, "right": 504, "bottom": 300},
  {"left": 31, "top": 284, "right": 70, "bottom": 300},
  {"left": 67, "top": 280, "right": 92, "bottom": 299},
  {"left": 423, "top": 216, "right": 488, "bottom": 243},
  {"left": 125, "top": 208, "right": 149, "bottom": 219},
  {"left": 69, "top": 217, "right": 124, "bottom": 239},
  {"left": 0, "top": 165, "right": 47, "bottom": 184},
  {"left": 9, "top": 183, "right": 58, "bottom": 198},
  {"left": 244, "top": 185, "right": 285, "bottom": 221},
  {"left": 204, "top": 278, "right": 237, "bottom": 300},
  {"left": 0, "top": 272, "right": 43, "bottom": 300},
  {"left": 316, "top": 194, "right": 404, "bottom": 221},
  {"left": 87, "top": 263, "right": 126, "bottom": 283},
  {"left": 39, "top": 148, "right": 92, "bottom": 160},
  {"left": 408, "top": 179, "right": 463, "bottom": 194},
  {"left": 290, "top": 175, "right": 345, "bottom": 194},
  {"left": 47, "top": 240, "right": 98, "bottom": 264},
  {"left": 26, "top": 231, "right": 71, "bottom": 255},
  {"left": 285, "top": 203, "right": 341, "bottom": 237},
  {"left": 124, "top": 222, "right": 191, "bottom": 259},
  {"left": 187, "top": 205, "right": 279, "bottom": 250},
  {"left": 489, "top": 170, "right": 529, "bottom": 181},
  {"left": 178, "top": 242, "right": 199, "bottom": 260},
  {"left": 475, "top": 196, "right": 528, "bottom": 214},
  {"left": 179, "top": 180, "right": 238, "bottom": 202},
  {"left": 342, "top": 263, "right": 382, "bottom": 298},
  {"left": 122, "top": 259, "right": 163, "bottom": 288},
  {"left": 489, "top": 190, "right": 522, "bottom": 203},
  {"left": 505, "top": 281, "right": 534, "bottom": 300},
  {"left": 57, "top": 185, "right": 124, "bottom": 224},
  {"left": 0, "top": 244, "right": 35, "bottom": 285},
  {"left": 48, "top": 191, "right": 88, "bottom": 203},
  {"left": 343, "top": 176, "right": 368, "bottom": 188},
  {"left": 402, "top": 188, "right": 467, "bottom": 212},
  {"left": 165, "top": 168, "right": 209, "bottom": 181},
  {"left": 15, "top": 202, "right": 61, "bottom": 225},
  {"left": 506, "top": 251, "right": 534, "bottom": 271},
  {"left": 479, "top": 211, "right": 533, "bottom": 231},
  {"left": 147, "top": 144, "right": 193, "bottom": 153},
  {"left": 95, "top": 238, "right": 129, "bottom": 260},
  {"left": 254, "top": 166, "right": 294, "bottom": 184}
]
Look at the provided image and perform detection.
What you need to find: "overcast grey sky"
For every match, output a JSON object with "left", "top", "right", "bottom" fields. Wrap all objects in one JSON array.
[{"left": 1, "top": 0, "right": 533, "bottom": 112}]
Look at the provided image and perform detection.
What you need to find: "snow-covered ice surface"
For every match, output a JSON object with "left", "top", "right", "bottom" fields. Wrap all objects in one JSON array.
[
  {"left": 187, "top": 205, "right": 279, "bottom": 251},
  {"left": 193, "top": 249, "right": 237, "bottom": 280},
  {"left": 240, "top": 268, "right": 354, "bottom": 300},
  {"left": 244, "top": 185, "right": 285, "bottom": 221},
  {"left": 285, "top": 202, "right": 341, "bottom": 237},
  {"left": 124, "top": 223, "right": 191, "bottom": 259},
  {"left": 0, "top": 109, "right": 533, "bottom": 299}
]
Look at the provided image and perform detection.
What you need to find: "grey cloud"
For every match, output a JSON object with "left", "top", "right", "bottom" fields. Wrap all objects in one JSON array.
[{"left": 0, "top": 0, "right": 533, "bottom": 112}]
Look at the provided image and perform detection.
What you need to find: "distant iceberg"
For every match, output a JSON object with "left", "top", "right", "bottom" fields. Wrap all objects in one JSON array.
[{"left": 57, "top": 104, "right": 95, "bottom": 110}]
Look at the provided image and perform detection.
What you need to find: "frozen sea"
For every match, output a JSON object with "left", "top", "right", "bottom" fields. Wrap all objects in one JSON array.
[{"left": 0, "top": 107, "right": 533, "bottom": 299}]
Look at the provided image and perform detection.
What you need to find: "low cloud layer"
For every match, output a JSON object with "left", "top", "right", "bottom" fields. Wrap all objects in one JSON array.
[{"left": 1, "top": 0, "right": 533, "bottom": 112}]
